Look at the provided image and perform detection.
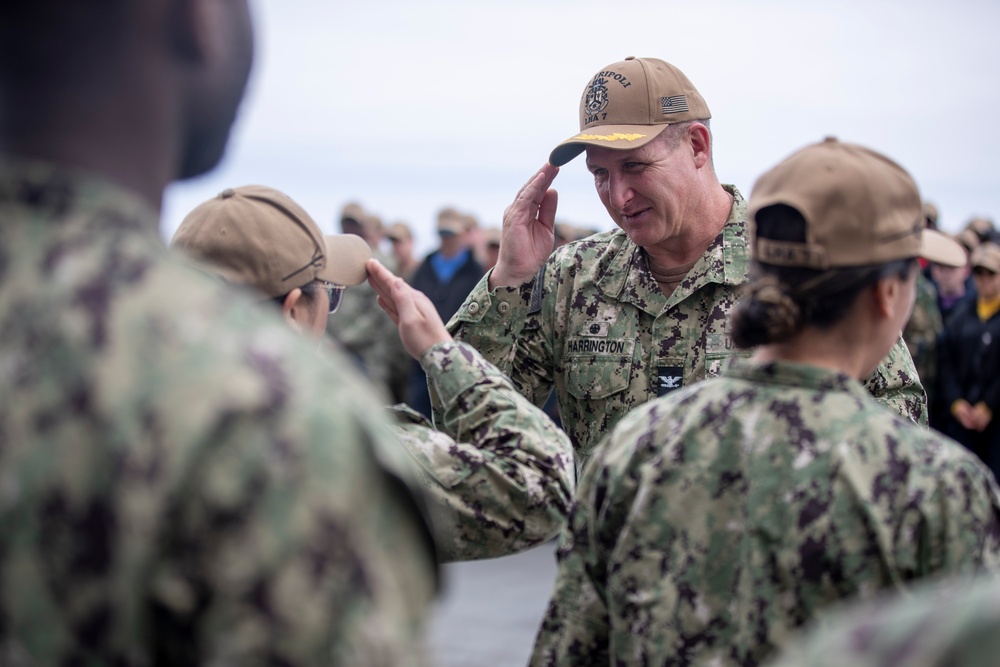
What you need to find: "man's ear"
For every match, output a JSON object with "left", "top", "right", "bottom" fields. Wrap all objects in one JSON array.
[
  {"left": 281, "top": 288, "right": 305, "bottom": 334},
  {"left": 688, "top": 122, "right": 712, "bottom": 169}
]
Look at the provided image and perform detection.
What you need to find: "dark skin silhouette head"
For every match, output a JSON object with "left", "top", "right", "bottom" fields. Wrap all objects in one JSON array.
[{"left": 0, "top": 0, "right": 255, "bottom": 209}]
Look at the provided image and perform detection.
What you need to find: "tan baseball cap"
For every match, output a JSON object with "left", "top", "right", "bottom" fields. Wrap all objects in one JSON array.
[
  {"left": 437, "top": 207, "right": 466, "bottom": 234},
  {"left": 341, "top": 201, "right": 364, "bottom": 221},
  {"left": 549, "top": 56, "right": 711, "bottom": 167},
  {"left": 172, "top": 185, "right": 371, "bottom": 298},
  {"left": 955, "top": 228, "right": 981, "bottom": 255},
  {"left": 972, "top": 243, "right": 1000, "bottom": 273},
  {"left": 922, "top": 201, "right": 939, "bottom": 228},
  {"left": 966, "top": 216, "right": 996, "bottom": 240},
  {"left": 749, "top": 138, "right": 967, "bottom": 270},
  {"left": 385, "top": 222, "right": 412, "bottom": 242},
  {"left": 483, "top": 227, "right": 502, "bottom": 248}
]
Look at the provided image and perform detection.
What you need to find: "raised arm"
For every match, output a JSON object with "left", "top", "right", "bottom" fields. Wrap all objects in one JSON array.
[
  {"left": 368, "top": 258, "right": 574, "bottom": 561},
  {"left": 490, "top": 163, "right": 560, "bottom": 288}
]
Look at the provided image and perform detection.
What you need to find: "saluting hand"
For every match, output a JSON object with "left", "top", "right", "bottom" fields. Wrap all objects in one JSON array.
[
  {"left": 367, "top": 259, "right": 452, "bottom": 360},
  {"left": 489, "top": 163, "right": 560, "bottom": 289}
]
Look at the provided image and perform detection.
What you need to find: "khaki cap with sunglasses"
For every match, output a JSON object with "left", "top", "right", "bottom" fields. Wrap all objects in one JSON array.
[
  {"left": 172, "top": 185, "right": 371, "bottom": 317},
  {"left": 971, "top": 243, "right": 1000, "bottom": 275}
]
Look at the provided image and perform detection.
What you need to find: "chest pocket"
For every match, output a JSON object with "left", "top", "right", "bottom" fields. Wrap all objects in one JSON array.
[{"left": 564, "top": 337, "right": 636, "bottom": 400}]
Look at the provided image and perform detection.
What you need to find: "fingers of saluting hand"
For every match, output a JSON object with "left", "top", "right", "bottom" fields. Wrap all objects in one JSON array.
[
  {"left": 537, "top": 188, "right": 559, "bottom": 229},
  {"left": 511, "top": 164, "right": 560, "bottom": 213},
  {"left": 367, "top": 259, "right": 401, "bottom": 323},
  {"left": 375, "top": 294, "right": 400, "bottom": 325}
]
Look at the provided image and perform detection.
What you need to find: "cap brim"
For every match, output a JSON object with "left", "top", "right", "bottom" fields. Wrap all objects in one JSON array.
[
  {"left": 920, "top": 229, "right": 967, "bottom": 268},
  {"left": 548, "top": 124, "right": 669, "bottom": 166},
  {"left": 320, "top": 234, "right": 371, "bottom": 286}
]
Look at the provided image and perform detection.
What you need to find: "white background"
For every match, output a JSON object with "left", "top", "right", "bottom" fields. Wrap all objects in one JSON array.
[{"left": 162, "top": 0, "right": 1000, "bottom": 257}]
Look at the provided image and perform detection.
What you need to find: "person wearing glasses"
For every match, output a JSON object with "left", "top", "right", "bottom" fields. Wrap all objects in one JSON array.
[
  {"left": 172, "top": 186, "right": 367, "bottom": 340},
  {"left": 530, "top": 139, "right": 1000, "bottom": 667},
  {"left": 172, "top": 185, "right": 575, "bottom": 562},
  {"left": 938, "top": 242, "right": 1000, "bottom": 480}
]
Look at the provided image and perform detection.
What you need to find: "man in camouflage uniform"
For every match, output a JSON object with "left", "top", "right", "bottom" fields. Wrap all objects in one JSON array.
[
  {"left": 529, "top": 139, "right": 1000, "bottom": 666},
  {"left": 328, "top": 203, "right": 411, "bottom": 403},
  {"left": 903, "top": 271, "right": 944, "bottom": 406},
  {"left": 173, "top": 187, "right": 576, "bottom": 563},
  {"left": 446, "top": 57, "right": 927, "bottom": 465},
  {"left": 0, "top": 2, "right": 439, "bottom": 664},
  {"left": 766, "top": 574, "right": 1000, "bottom": 667}
]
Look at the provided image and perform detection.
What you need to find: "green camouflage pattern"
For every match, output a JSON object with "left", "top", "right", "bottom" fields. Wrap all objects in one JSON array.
[
  {"left": 766, "top": 574, "right": 1000, "bottom": 667},
  {"left": 530, "top": 360, "right": 1000, "bottom": 667},
  {"left": 903, "top": 272, "right": 943, "bottom": 404},
  {"left": 0, "top": 157, "right": 438, "bottom": 665},
  {"left": 327, "top": 247, "right": 411, "bottom": 403},
  {"left": 447, "top": 186, "right": 928, "bottom": 465},
  {"left": 388, "top": 341, "right": 574, "bottom": 562}
]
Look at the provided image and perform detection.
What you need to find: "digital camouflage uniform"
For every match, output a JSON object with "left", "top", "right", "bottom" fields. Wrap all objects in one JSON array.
[
  {"left": 903, "top": 271, "right": 943, "bottom": 405},
  {"left": 328, "top": 248, "right": 411, "bottom": 403},
  {"left": 447, "top": 187, "right": 928, "bottom": 465},
  {"left": 530, "top": 360, "right": 1000, "bottom": 667},
  {"left": 765, "top": 574, "right": 1000, "bottom": 667},
  {"left": 0, "top": 157, "right": 438, "bottom": 666},
  {"left": 389, "top": 341, "right": 574, "bottom": 562}
]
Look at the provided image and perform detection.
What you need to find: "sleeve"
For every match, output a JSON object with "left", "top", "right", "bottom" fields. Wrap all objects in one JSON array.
[
  {"left": 862, "top": 334, "right": 928, "bottom": 426},
  {"left": 148, "top": 353, "right": 439, "bottom": 667},
  {"left": 440, "top": 267, "right": 555, "bottom": 412},
  {"left": 445, "top": 270, "right": 531, "bottom": 371},
  {"left": 395, "top": 341, "right": 574, "bottom": 562}
]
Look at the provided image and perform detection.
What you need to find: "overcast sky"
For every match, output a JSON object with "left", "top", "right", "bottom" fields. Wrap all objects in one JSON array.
[{"left": 162, "top": 0, "right": 1000, "bottom": 256}]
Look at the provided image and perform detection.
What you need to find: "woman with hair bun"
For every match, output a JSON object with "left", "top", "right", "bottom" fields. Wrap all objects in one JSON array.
[{"left": 531, "top": 138, "right": 1000, "bottom": 667}]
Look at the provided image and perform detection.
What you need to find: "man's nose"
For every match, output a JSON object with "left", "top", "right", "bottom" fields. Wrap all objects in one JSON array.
[{"left": 606, "top": 173, "right": 632, "bottom": 210}]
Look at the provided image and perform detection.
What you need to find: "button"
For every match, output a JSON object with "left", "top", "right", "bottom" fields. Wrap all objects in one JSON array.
[
  {"left": 590, "top": 324, "right": 600, "bottom": 334},
  {"left": 220, "top": 188, "right": 235, "bottom": 198},
  {"left": 625, "top": 56, "right": 635, "bottom": 60},
  {"left": 468, "top": 302, "right": 480, "bottom": 314},
  {"left": 498, "top": 302, "right": 510, "bottom": 315}
]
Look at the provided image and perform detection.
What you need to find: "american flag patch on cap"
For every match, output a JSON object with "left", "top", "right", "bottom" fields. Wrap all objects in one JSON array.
[{"left": 661, "top": 95, "right": 689, "bottom": 115}]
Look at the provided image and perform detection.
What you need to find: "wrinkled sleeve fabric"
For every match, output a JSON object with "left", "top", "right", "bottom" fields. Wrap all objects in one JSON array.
[
  {"left": 444, "top": 270, "right": 552, "bottom": 409},
  {"left": 391, "top": 341, "right": 574, "bottom": 561}
]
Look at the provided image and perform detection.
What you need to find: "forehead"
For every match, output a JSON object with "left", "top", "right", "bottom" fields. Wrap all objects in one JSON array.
[{"left": 584, "top": 136, "right": 670, "bottom": 169}]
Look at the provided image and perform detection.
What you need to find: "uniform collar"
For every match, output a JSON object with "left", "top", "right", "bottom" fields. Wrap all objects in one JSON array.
[
  {"left": 0, "top": 154, "right": 160, "bottom": 235},
  {"left": 597, "top": 185, "right": 748, "bottom": 315},
  {"left": 724, "top": 359, "right": 869, "bottom": 400}
]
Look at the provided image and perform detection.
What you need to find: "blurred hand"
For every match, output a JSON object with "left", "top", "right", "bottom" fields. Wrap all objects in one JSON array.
[
  {"left": 972, "top": 402, "right": 994, "bottom": 432},
  {"left": 367, "top": 259, "right": 452, "bottom": 360},
  {"left": 489, "top": 163, "right": 560, "bottom": 289},
  {"left": 953, "top": 400, "right": 978, "bottom": 430}
]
